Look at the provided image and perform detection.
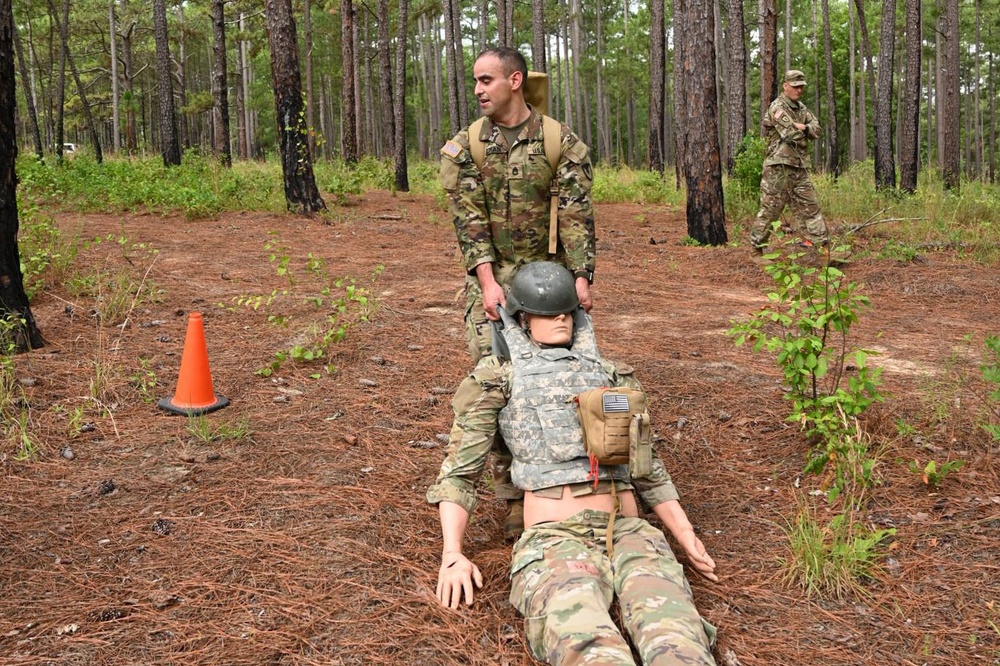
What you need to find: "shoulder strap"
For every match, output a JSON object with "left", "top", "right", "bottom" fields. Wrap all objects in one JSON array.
[
  {"left": 469, "top": 117, "right": 487, "bottom": 169},
  {"left": 541, "top": 115, "right": 561, "bottom": 174}
]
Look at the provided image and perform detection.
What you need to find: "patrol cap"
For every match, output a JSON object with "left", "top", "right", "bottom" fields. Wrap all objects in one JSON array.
[
  {"left": 506, "top": 262, "right": 579, "bottom": 320},
  {"left": 784, "top": 70, "right": 807, "bottom": 87}
]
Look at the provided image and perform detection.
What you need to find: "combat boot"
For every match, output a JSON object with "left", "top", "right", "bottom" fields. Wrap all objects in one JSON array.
[{"left": 503, "top": 499, "right": 524, "bottom": 541}]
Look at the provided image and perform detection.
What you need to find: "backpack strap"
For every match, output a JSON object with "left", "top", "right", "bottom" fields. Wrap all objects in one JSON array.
[
  {"left": 468, "top": 114, "right": 562, "bottom": 255},
  {"left": 468, "top": 116, "right": 487, "bottom": 169},
  {"left": 541, "top": 115, "right": 562, "bottom": 255}
]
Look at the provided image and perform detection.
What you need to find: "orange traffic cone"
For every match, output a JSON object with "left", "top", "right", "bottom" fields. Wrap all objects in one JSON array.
[{"left": 158, "top": 312, "right": 230, "bottom": 416}]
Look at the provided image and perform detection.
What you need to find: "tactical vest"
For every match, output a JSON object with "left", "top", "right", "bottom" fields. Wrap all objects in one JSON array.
[{"left": 496, "top": 309, "right": 631, "bottom": 491}]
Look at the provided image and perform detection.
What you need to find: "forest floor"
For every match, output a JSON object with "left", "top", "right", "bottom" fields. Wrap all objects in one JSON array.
[{"left": 1, "top": 189, "right": 998, "bottom": 666}]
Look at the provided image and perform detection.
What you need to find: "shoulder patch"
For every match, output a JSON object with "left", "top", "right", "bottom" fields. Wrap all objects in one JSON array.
[{"left": 440, "top": 141, "right": 464, "bottom": 159}]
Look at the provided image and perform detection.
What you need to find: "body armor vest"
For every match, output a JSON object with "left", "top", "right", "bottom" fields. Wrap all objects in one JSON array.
[{"left": 496, "top": 309, "right": 631, "bottom": 491}]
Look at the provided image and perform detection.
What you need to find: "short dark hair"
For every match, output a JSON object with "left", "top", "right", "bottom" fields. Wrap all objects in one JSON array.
[{"left": 476, "top": 46, "right": 528, "bottom": 81}]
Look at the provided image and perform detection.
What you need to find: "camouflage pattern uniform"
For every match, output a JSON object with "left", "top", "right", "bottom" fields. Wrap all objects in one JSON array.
[
  {"left": 427, "top": 353, "right": 717, "bottom": 665},
  {"left": 439, "top": 108, "right": 596, "bottom": 362},
  {"left": 750, "top": 93, "right": 829, "bottom": 248}
]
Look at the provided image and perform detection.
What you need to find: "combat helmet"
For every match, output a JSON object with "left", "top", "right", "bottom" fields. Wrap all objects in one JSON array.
[{"left": 506, "top": 262, "right": 579, "bottom": 322}]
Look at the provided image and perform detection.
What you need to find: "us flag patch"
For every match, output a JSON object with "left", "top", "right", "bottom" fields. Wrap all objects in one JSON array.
[
  {"left": 440, "top": 141, "right": 463, "bottom": 159},
  {"left": 602, "top": 393, "right": 630, "bottom": 413}
]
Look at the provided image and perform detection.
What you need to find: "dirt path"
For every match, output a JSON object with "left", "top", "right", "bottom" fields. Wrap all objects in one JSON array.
[{"left": 1, "top": 191, "right": 997, "bottom": 665}]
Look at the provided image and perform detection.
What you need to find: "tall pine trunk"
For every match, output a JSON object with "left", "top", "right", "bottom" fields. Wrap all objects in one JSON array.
[
  {"left": 341, "top": 0, "right": 358, "bottom": 162},
  {"left": 265, "top": 0, "right": 326, "bottom": 213},
  {"left": 210, "top": 0, "right": 231, "bottom": 166},
  {"left": 676, "top": 0, "right": 727, "bottom": 245},
  {"left": 899, "top": 0, "right": 921, "bottom": 193},
  {"left": 49, "top": 0, "right": 103, "bottom": 163},
  {"left": 758, "top": 0, "right": 778, "bottom": 135},
  {"left": 12, "top": 19, "right": 43, "bottom": 160},
  {"left": 393, "top": 0, "right": 409, "bottom": 191},
  {"left": 821, "top": 0, "right": 838, "bottom": 174},
  {"left": 873, "top": 0, "right": 896, "bottom": 189},
  {"left": 649, "top": 0, "right": 665, "bottom": 174},
  {"left": 152, "top": 0, "right": 180, "bottom": 166},
  {"left": 940, "top": 0, "right": 960, "bottom": 189},
  {"left": 724, "top": 0, "right": 747, "bottom": 173},
  {"left": 0, "top": 0, "right": 44, "bottom": 350},
  {"left": 531, "top": 0, "right": 546, "bottom": 71}
]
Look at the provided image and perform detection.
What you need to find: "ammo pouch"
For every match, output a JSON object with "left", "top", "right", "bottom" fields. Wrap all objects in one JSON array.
[{"left": 575, "top": 387, "right": 653, "bottom": 479}]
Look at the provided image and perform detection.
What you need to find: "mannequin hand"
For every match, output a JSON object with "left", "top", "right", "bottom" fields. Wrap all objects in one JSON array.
[
  {"left": 436, "top": 551, "right": 483, "bottom": 609},
  {"left": 676, "top": 530, "right": 718, "bottom": 582}
]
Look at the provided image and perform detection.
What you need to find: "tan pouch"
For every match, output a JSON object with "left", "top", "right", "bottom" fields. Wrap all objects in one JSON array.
[
  {"left": 628, "top": 413, "right": 652, "bottom": 478},
  {"left": 575, "top": 387, "right": 647, "bottom": 467}
]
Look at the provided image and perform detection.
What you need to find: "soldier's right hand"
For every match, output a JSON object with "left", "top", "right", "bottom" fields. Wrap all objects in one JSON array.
[
  {"left": 482, "top": 281, "right": 506, "bottom": 321},
  {"left": 437, "top": 551, "right": 483, "bottom": 609}
]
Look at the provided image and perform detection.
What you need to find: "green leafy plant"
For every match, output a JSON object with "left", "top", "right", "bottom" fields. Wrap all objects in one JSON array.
[
  {"left": 980, "top": 335, "right": 1000, "bottom": 441},
  {"left": 782, "top": 499, "right": 896, "bottom": 598},
  {"left": 129, "top": 358, "right": 158, "bottom": 404},
  {"left": 906, "top": 458, "right": 965, "bottom": 488},
  {"left": 729, "top": 234, "right": 884, "bottom": 495}
]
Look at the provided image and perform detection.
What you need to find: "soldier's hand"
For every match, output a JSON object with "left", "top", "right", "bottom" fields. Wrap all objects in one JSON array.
[
  {"left": 437, "top": 551, "right": 483, "bottom": 609},
  {"left": 482, "top": 281, "right": 505, "bottom": 321},
  {"left": 676, "top": 529, "right": 718, "bottom": 583},
  {"left": 575, "top": 278, "right": 593, "bottom": 313},
  {"left": 793, "top": 122, "right": 806, "bottom": 131}
]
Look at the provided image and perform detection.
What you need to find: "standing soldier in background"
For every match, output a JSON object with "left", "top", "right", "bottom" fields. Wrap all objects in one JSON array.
[
  {"left": 439, "top": 46, "right": 596, "bottom": 539},
  {"left": 749, "top": 70, "right": 834, "bottom": 255}
]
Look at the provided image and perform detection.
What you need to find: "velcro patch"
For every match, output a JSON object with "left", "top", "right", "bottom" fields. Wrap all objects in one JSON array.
[
  {"left": 440, "top": 141, "right": 463, "bottom": 159},
  {"left": 602, "top": 393, "right": 630, "bottom": 414}
]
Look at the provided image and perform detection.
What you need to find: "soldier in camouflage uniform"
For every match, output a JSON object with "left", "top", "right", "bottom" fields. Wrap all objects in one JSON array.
[
  {"left": 428, "top": 263, "right": 718, "bottom": 666},
  {"left": 749, "top": 69, "right": 831, "bottom": 253},
  {"left": 440, "top": 46, "right": 596, "bottom": 537}
]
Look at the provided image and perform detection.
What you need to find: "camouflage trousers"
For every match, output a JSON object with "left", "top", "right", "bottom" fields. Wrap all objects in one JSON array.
[
  {"left": 510, "top": 511, "right": 717, "bottom": 665},
  {"left": 750, "top": 164, "right": 829, "bottom": 247},
  {"left": 464, "top": 265, "right": 522, "bottom": 502}
]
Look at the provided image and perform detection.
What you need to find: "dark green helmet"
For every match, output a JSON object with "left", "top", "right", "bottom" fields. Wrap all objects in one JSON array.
[{"left": 506, "top": 262, "right": 579, "bottom": 320}]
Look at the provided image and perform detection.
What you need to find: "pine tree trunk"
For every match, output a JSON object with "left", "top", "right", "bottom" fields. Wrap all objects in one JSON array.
[
  {"left": 847, "top": 0, "right": 856, "bottom": 164},
  {"left": 304, "top": 0, "right": 315, "bottom": 158},
  {"left": 676, "top": 0, "right": 727, "bottom": 245},
  {"left": 899, "top": 0, "right": 920, "bottom": 193},
  {"left": 940, "top": 0, "right": 960, "bottom": 189},
  {"left": 989, "top": 45, "right": 996, "bottom": 184},
  {"left": 393, "top": 0, "right": 409, "bottom": 191},
  {"left": 152, "top": 0, "right": 180, "bottom": 165},
  {"left": 758, "top": 0, "right": 777, "bottom": 135},
  {"left": 571, "top": 0, "right": 583, "bottom": 131},
  {"left": 0, "top": 0, "right": 44, "bottom": 350},
  {"left": 443, "top": 2, "right": 460, "bottom": 136},
  {"left": 377, "top": 0, "right": 394, "bottom": 157},
  {"left": 853, "top": 0, "right": 876, "bottom": 164},
  {"left": 973, "top": 0, "right": 982, "bottom": 180},
  {"left": 821, "top": 0, "right": 839, "bottom": 175},
  {"left": 724, "top": 0, "right": 747, "bottom": 173},
  {"left": 873, "top": 0, "right": 896, "bottom": 189},
  {"left": 54, "top": 0, "right": 67, "bottom": 158},
  {"left": 235, "top": 14, "right": 248, "bottom": 159},
  {"left": 784, "top": 0, "right": 791, "bottom": 73},
  {"left": 341, "top": 0, "right": 358, "bottom": 163},
  {"left": 211, "top": 0, "right": 231, "bottom": 166},
  {"left": 109, "top": 1, "right": 120, "bottom": 153},
  {"left": 176, "top": 6, "right": 188, "bottom": 151},
  {"left": 532, "top": 0, "right": 546, "bottom": 71},
  {"left": 595, "top": 4, "right": 608, "bottom": 161},
  {"left": 450, "top": 0, "right": 468, "bottom": 127},
  {"left": 497, "top": 0, "right": 507, "bottom": 47},
  {"left": 649, "top": 0, "right": 665, "bottom": 174},
  {"left": 12, "top": 20, "right": 43, "bottom": 160},
  {"left": 265, "top": 0, "right": 326, "bottom": 213}
]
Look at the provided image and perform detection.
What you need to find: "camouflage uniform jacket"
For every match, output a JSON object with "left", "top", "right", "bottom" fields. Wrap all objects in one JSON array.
[
  {"left": 426, "top": 353, "right": 680, "bottom": 516},
  {"left": 439, "top": 108, "right": 596, "bottom": 280},
  {"left": 762, "top": 94, "right": 821, "bottom": 169}
]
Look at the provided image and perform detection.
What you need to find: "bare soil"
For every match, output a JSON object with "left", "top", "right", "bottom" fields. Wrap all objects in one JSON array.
[{"left": 1, "top": 190, "right": 998, "bottom": 666}]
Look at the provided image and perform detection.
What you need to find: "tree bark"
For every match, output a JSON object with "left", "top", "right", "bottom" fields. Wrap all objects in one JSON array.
[
  {"left": 109, "top": 1, "right": 120, "bottom": 153},
  {"left": 724, "top": 0, "right": 747, "bottom": 173},
  {"left": 820, "top": 0, "right": 838, "bottom": 175},
  {"left": 442, "top": 1, "right": 459, "bottom": 136},
  {"left": 393, "top": 0, "right": 408, "bottom": 191},
  {"left": 784, "top": 0, "right": 791, "bottom": 73},
  {"left": 12, "top": 17, "right": 43, "bottom": 160},
  {"left": 940, "top": 0, "right": 960, "bottom": 189},
  {"left": 152, "top": 0, "right": 180, "bottom": 166},
  {"left": 532, "top": 0, "right": 546, "bottom": 71},
  {"left": 595, "top": 2, "right": 608, "bottom": 161},
  {"left": 973, "top": 0, "right": 982, "bottom": 180},
  {"left": 450, "top": 0, "right": 468, "bottom": 128},
  {"left": 676, "top": 0, "right": 728, "bottom": 245},
  {"left": 210, "top": 0, "right": 231, "bottom": 166},
  {"left": 899, "top": 0, "right": 921, "bottom": 193},
  {"left": 873, "top": 0, "right": 896, "bottom": 189},
  {"left": 759, "top": 0, "right": 778, "bottom": 136},
  {"left": 265, "top": 0, "right": 326, "bottom": 213},
  {"left": 649, "top": 0, "right": 665, "bottom": 174},
  {"left": 0, "top": 0, "right": 44, "bottom": 350},
  {"left": 341, "top": 0, "right": 358, "bottom": 163},
  {"left": 377, "top": 0, "right": 394, "bottom": 157},
  {"left": 53, "top": 0, "right": 67, "bottom": 159},
  {"left": 570, "top": 0, "right": 583, "bottom": 131},
  {"left": 304, "top": 0, "right": 315, "bottom": 158}
]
